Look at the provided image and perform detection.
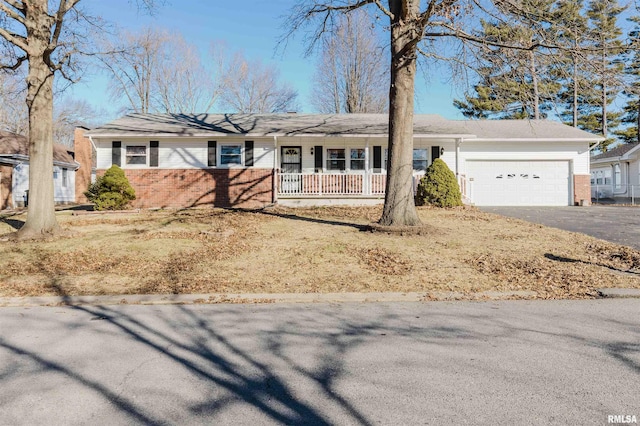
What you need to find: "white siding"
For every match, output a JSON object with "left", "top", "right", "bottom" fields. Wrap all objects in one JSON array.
[
  {"left": 160, "top": 141, "right": 207, "bottom": 168},
  {"left": 12, "top": 164, "right": 75, "bottom": 205},
  {"left": 94, "top": 138, "right": 276, "bottom": 169},
  {"left": 53, "top": 167, "right": 76, "bottom": 202},
  {"left": 276, "top": 136, "right": 453, "bottom": 173},
  {"left": 12, "top": 164, "right": 29, "bottom": 206},
  {"left": 459, "top": 141, "right": 590, "bottom": 175},
  {"left": 96, "top": 139, "right": 112, "bottom": 169}
]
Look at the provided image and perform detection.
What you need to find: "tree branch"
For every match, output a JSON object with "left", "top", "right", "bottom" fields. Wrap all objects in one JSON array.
[
  {"left": 0, "top": 55, "right": 27, "bottom": 71},
  {"left": 0, "top": 1, "right": 25, "bottom": 25},
  {"left": 0, "top": 26, "right": 28, "bottom": 52}
]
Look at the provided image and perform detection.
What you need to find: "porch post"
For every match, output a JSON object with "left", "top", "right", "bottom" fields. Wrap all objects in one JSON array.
[
  {"left": 273, "top": 136, "right": 278, "bottom": 203},
  {"left": 364, "top": 138, "right": 370, "bottom": 196}
]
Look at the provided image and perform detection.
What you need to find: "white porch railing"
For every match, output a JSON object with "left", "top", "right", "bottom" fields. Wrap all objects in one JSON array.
[
  {"left": 278, "top": 172, "right": 426, "bottom": 197},
  {"left": 278, "top": 172, "right": 472, "bottom": 202}
]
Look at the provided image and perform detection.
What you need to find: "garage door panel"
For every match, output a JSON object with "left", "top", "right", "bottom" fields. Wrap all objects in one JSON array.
[{"left": 467, "top": 161, "right": 570, "bottom": 206}]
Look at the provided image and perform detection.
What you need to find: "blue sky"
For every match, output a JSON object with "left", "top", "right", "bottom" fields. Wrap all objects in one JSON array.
[{"left": 69, "top": 0, "right": 464, "bottom": 122}]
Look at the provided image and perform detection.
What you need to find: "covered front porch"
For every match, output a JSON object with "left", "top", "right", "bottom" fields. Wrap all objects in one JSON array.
[{"left": 275, "top": 171, "right": 470, "bottom": 205}]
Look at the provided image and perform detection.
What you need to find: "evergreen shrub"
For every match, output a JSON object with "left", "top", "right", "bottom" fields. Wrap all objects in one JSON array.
[
  {"left": 415, "top": 158, "right": 463, "bottom": 207},
  {"left": 84, "top": 165, "right": 136, "bottom": 210}
]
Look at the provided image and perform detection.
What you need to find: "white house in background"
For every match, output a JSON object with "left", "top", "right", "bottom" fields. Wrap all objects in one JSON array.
[
  {"left": 82, "top": 113, "right": 602, "bottom": 208},
  {"left": 590, "top": 142, "right": 640, "bottom": 202},
  {"left": 0, "top": 131, "right": 79, "bottom": 210}
]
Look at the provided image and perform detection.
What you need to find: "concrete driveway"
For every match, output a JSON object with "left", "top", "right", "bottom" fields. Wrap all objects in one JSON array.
[{"left": 481, "top": 206, "right": 640, "bottom": 250}]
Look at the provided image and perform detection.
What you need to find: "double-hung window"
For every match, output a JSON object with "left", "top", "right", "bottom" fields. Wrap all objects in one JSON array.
[
  {"left": 62, "top": 168, "right": 68, "bottom": 188},
  {"left": 327, "top": 148, "right": 346, "bottom": 171},
  {"left": 220, "top": 144, "right": 242, "bottom": 166},
  {"left": 413, "top": 149, "right": 428, "bottom": 171},
  {"left": 126, "top": 146, "right": 147, "bottom": 165},
  {"left": 350, "top": 148, "right": 365, "bottom": 170}
]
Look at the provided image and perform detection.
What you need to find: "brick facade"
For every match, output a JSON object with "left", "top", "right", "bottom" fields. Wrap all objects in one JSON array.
[
  {"left": 74, "top": 127, "right": 93, "bottom": 204},
  {"left": 97, "top": 168, "right": 275, "bottom": 209},
  {"left": 573, "top": 174, "right": 591, "bottom": 206},
  {"left": 0, "top": 164, "right": 12, "bottom": 210}
]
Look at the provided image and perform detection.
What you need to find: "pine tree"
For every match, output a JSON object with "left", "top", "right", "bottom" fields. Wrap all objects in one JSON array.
[
  {"left": 454, "top": 0, "right": 559, "bottom": 120},
  {"left": 582, "top": 0, "right": 626, "bottom": 150},
  {"left": 549, "top": 0, "right": 591, "bottom": 128},
  {"left": 616, "top": 15, "right": 640, "bottom": 145}
]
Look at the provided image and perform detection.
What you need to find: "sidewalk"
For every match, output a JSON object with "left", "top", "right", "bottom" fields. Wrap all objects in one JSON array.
[{"left": 1, "top": 288, "right": 638, "bottom": 307}]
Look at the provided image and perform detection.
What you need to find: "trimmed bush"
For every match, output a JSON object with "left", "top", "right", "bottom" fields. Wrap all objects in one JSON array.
[
  {"left": 415, "top": 158, "right": 463, "bottom": 207},
  {"left": 84, "top": 165, "right": 136, "bottom": 210}
]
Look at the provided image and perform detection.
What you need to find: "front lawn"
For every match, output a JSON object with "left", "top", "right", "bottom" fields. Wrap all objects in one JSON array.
[{"left": 1, "top": 206, "right": 639, "bottom": 299}]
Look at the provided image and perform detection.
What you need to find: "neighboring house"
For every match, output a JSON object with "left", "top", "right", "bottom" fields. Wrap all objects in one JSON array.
[
  {"left": 82, "top": 113, "right": 602, "bottom": 208},
  {"left": 590, "top": 142, "right": 640, "bottom": 202},
  {"left": 0, "top": 131, "right": 80, "bottom": 210}
]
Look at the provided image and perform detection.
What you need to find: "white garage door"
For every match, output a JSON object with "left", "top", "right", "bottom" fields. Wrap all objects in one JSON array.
[{"left": 467, "top": 160, "right": 570, "bottom": 206}]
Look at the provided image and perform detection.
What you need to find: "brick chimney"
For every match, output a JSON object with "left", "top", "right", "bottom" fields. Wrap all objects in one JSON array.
[{"left": 74, "top": 127, "right": 93, "bottom": 204}]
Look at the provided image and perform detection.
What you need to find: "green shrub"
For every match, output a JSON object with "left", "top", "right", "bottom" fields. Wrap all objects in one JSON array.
[
  {"left": 415, "top": 158, "right": 463, "bottom": 207},
  {"left": 84, "top": 165, "right": 136, "bottom": 210}
]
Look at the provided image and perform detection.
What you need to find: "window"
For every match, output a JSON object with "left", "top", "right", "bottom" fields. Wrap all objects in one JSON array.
[
  {"left": 413, "top": 149, "right": 428, "bottom": 171},
  {"left": 62, "top": 168, "right": 68, "bottom": 188},
  {"left": 327, "top": 148, "right": 345, "bottom": 171},
  {"left": 220, "top": 144, "right": 242, "bottom": 166},
  {"left": 350, "top": 148, "right": 365, "bottom": 170},
  {"left": 126, "top": 146, "right": 147, "bottom": 165},
  {"left": 604, "top": 169, "right": 612, "bottom": 185}
]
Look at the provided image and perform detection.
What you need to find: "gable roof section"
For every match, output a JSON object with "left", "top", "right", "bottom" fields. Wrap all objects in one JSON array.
[
  {"left": 86, "top": 113, "right": 603, "bottom": 142},
  {"left": 591, "top": 142, "right": 640, "bottom": 162},
  {"left": 0, "top": 131, "right": 78, "bottom": 168},
  {"left": 458, "top": 119, "right": 603, "bottom": 141}
]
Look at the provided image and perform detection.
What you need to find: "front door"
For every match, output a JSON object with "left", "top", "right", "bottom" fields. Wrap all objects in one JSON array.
[{"left": 280, "top": 146, "right": 302, "bottom": 193}]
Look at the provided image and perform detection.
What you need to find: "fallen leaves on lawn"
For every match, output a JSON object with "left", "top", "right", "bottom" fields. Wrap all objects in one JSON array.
[{"left": 354, "top": 247, "right": 413, "bottom": 275}]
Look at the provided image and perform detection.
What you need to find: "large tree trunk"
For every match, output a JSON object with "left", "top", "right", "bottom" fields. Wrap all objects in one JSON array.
[
  {"left": 380, "top": 0, "right": 421, "bottom": 227},
  {"left": 16, "top": 0, "right": 60, "bottom": 239}
]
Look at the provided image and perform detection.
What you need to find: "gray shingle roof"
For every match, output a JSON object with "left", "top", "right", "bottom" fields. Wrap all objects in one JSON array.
[
  {"left": 591, "top": 142, "right": 640, "bottom": 161},
  {"left": 0, "top": 131, "right": 77, "bottom": 165},
  {"left": 86, "top": 113, "right": 603, "bottom": 141}
]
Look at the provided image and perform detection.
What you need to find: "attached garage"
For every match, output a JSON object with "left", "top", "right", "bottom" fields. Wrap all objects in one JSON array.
[{"left": 466, "top": 160, "right": 571, "bottom": 206}]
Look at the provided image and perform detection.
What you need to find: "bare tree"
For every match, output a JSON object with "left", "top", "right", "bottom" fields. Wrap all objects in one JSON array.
[
  {"left": 101, "top": 27, "right": 220, "bottom": 114},
  {"left": 286, "top": 0, "right": 555, "bottom": 227},
  {"left": 0, "top": 70, "right": 28, "bottom": 135},
  {"left": 220, "top": 52, "right": 298, "bottom": 113},
  {"left": 1, "top": 72, "right": 99, "bottom": 147},
  {"left": 311, "top": 9, "right": 388, "bottom": 113},
  {"left": 0, "top": 0, "right": 158, "bottom": 239}
]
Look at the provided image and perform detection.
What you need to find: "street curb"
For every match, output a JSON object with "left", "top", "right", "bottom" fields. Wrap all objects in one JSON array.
[
  {"left": 0, "top": 290, "right": 538, "bottom": 308},
  {"left": 597, "top": 288, "right": 640, "bottom": 299}
]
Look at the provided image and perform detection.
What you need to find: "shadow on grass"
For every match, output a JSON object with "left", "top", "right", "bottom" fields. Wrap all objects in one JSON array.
[
  {"left": 544, "top": 253, "right": 640, "bottom": 276},
  {"left": 0, "top": 216, "right": 24, "bottom": 230}
]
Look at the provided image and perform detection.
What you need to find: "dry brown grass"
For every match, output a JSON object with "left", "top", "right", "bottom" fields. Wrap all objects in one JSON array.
[{"left": 1, "top": 205, "right": 639, "bottom": 299}]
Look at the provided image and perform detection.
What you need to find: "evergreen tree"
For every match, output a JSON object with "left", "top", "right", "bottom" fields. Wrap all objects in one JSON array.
[
  {"left": 454, "top": 0, "right": 559, "bottom": 120},
  {"left": 549, "top": 0, "right": 591, "bottom": 128},
  {"left": 616, "top": 15, "right": 640, "bottom": 145},
  {"left": 582, "top": 0, "right": 626, "bottom": 150}
]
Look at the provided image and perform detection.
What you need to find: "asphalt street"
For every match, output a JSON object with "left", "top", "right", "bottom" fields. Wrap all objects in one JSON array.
[
  {"left": 481, "top": 206, "right": 640, "bottom": 250},
  {"left": 0, "top": 300, "right": 638, "bottom": 425}
]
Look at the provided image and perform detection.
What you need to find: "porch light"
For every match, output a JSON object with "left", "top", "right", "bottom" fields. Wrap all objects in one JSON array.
[{"left": 440, "top": 147, "right": 445, "bottom": 156}]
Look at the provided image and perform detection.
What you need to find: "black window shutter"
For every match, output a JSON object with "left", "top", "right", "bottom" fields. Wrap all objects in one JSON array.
[
  {"left": 245, "top": 141, "right": 254, "bottom": 167},
  {"left": 112, "top": 141, "right": 121, "bottom": 167},
  {"left": 431, "top": 146, "right": 440, "bottom": 162},
  {"left": 314, "top": 145, "right": 323, "bottom": 172},
  {"left": 207, "top": 141, "right": 217, "bottom": 167},
  {"left": 150, "top": 141, "right": 159, "bottom": 167},
  {"left": 373, "top": 146, "right": 382, "bottom": 172}
]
